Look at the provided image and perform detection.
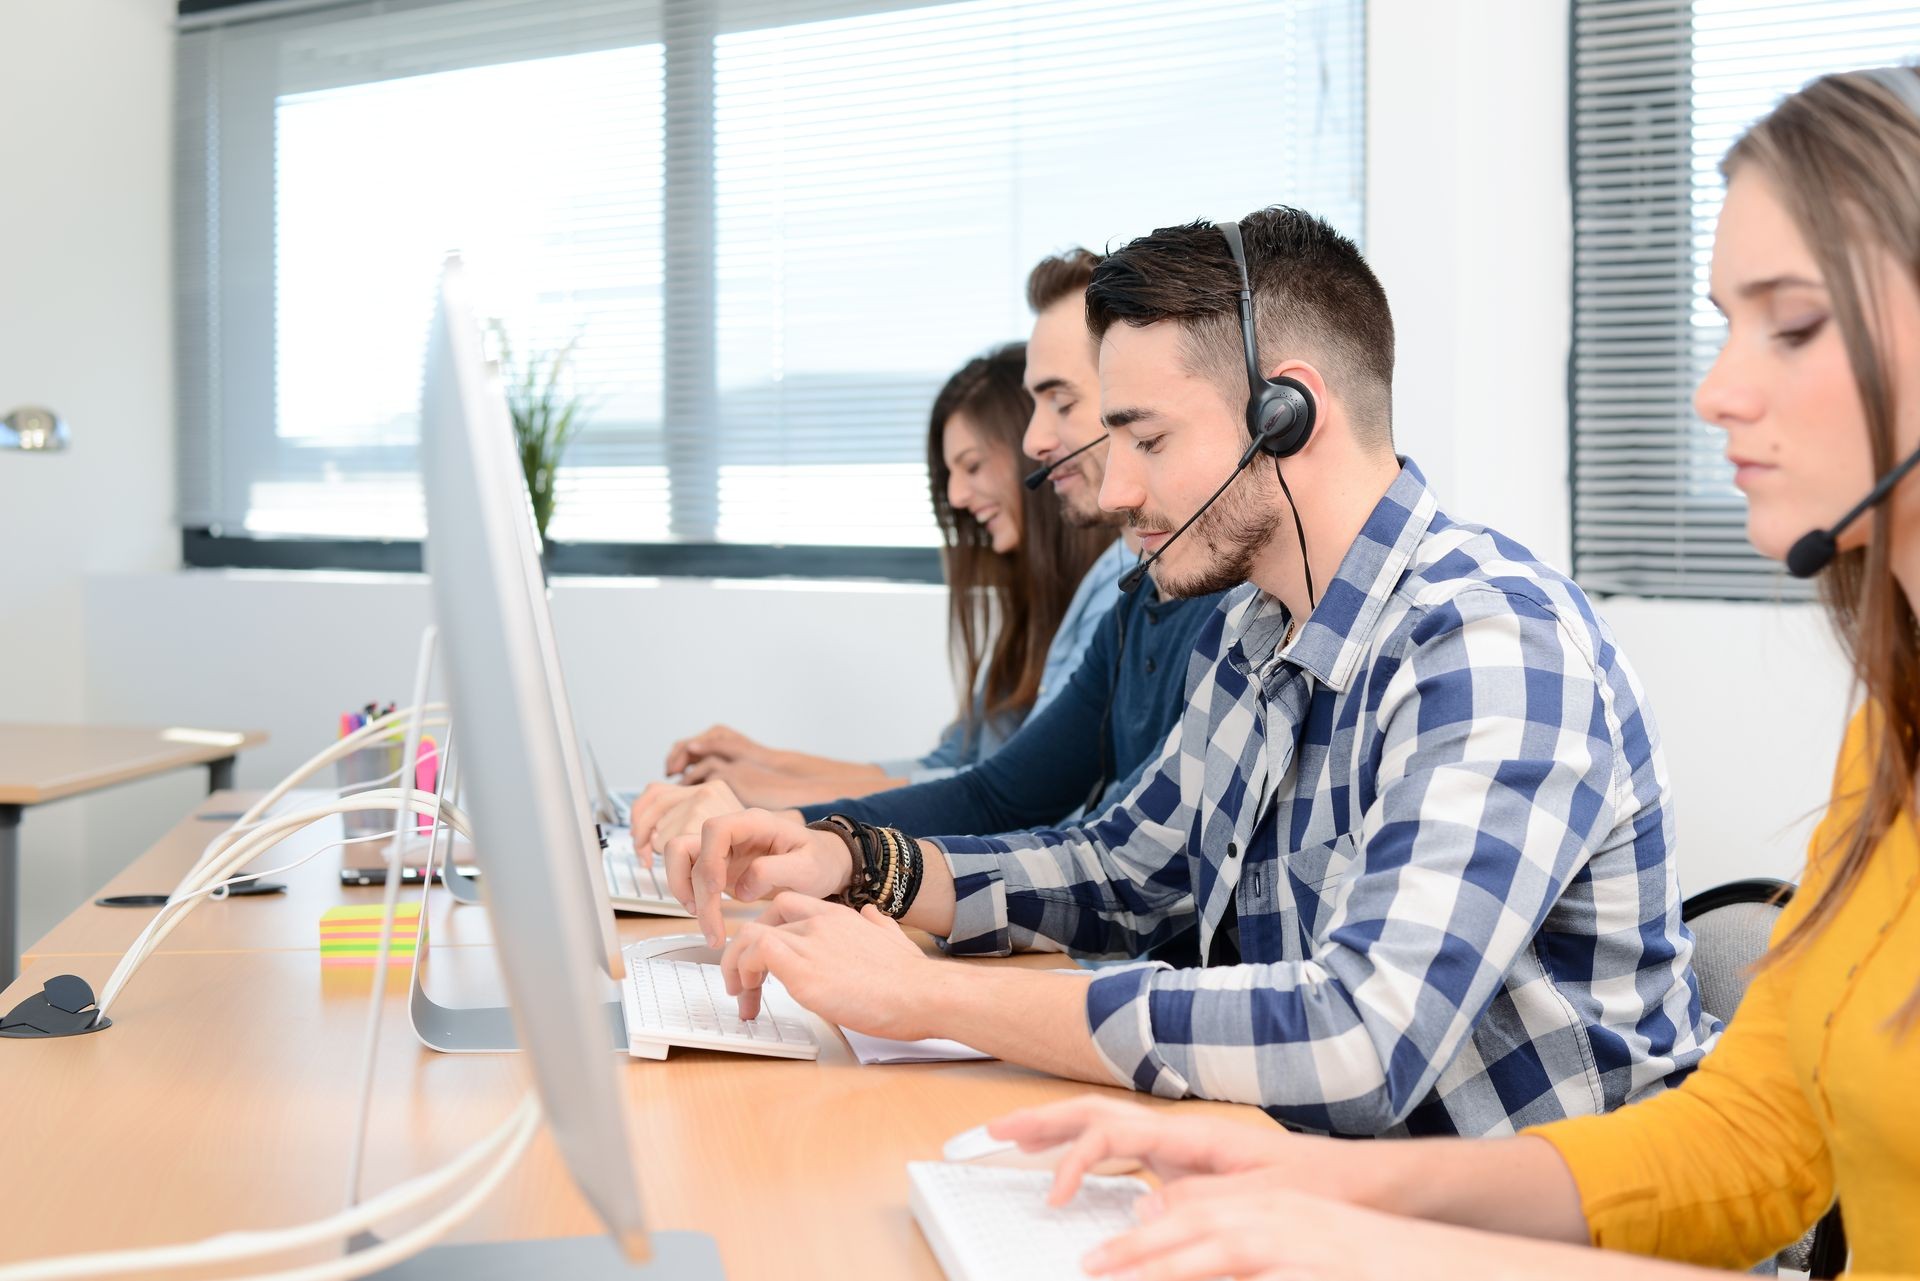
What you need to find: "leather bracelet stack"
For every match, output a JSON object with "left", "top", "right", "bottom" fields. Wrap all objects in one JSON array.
[{"left": 806, "top": 814, "right": 924, "bottom": 919}]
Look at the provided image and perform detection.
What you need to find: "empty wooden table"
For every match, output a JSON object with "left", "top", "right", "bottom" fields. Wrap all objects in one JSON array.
[{"left": 0, "top": 723, "right": 267, "bottom": 985}]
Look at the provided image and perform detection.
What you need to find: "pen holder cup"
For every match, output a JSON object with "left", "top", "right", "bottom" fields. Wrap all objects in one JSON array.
[{"left": 334, "top": 742, "right": 407, "bottom": 839}]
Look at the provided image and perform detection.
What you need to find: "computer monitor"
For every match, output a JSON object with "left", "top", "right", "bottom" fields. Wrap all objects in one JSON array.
[
  {"left": 419, "top": 258, "right": 626, "bottom": 981},
  {"left": 418, "top": 258, "right": 652, "bottom": 1255}
]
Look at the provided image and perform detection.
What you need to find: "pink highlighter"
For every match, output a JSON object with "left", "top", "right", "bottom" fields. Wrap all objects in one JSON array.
[{"left": 415, "top": 736, "right": 439, "bottom": 834}]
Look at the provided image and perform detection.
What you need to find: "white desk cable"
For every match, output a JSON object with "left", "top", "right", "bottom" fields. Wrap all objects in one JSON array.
[
  {"left": 97, "top": 791, "right": 469, "bottom": 1018},
  {"left": 343, "top": 729, "right": 455, "bottom": 1211},
  {"left": 96, "top": 790, "right": 475, "bottom": 1018},
  {"left": 0, "top": 740, "right": 533, "bottom": 1281},
  {"left": 94, "top": 791, "right": 474, "bottom": 1020},
  {"left": 230, "top": 703, "right": 450, "bottom": 829},
  {"left": 188, "top": 706, "right": 450, "bottom": 884},
  {"left": 205, "top": 755, "right": 429, "bottom": 845},
  {"left": 0, "top": 1091, "right": 540, "bottom": 1281}
]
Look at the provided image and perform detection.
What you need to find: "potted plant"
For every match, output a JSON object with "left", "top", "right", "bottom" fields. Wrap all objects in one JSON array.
[{"left": 490, "top": 322, "right": 591, "bottom": 563}]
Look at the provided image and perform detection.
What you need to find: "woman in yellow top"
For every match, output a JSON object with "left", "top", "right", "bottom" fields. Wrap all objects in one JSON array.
[{"left": 984, "top": 64, "right": 1920, "bottom": 1281}]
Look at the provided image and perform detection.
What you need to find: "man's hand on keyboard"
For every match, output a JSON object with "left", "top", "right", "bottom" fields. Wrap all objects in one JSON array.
[
  {"left": 628, "top": 778, "right": 747, "bottom": 860},
  {"left": 722, "top": 892, "right": 929, "bottom": 1035},
  {"left": 663, "top": 810, "right": 853, "bottom": 948}
]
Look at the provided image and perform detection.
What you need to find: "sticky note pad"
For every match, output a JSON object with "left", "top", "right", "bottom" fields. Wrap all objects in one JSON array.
[{"left": 321, "top": 902, "right": 421, "bottom": 966}]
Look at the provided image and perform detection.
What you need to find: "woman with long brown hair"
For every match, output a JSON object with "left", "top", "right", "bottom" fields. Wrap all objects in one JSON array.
[
  {"left": 982, "top": 65, "right": 1920, "bottom": 1281},
  {"left": 660, "top": 342, "right": 1114, "bottom": 809}
]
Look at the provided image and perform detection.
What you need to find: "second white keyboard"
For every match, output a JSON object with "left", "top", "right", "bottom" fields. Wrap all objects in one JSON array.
[
  {"left": 908, "top": 1161, "right": 1149, "bottom": 1281},
  {"left": 622, "top": 957, "right": 819, "bottom": 1061},
  {"left": 603, "top": 846, "right": 673, "bottom": 899}
]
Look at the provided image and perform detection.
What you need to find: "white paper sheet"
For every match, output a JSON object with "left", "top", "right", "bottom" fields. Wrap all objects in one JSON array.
[{"left": 840, "top": 1027, "right": 994, "bottom": 1065}]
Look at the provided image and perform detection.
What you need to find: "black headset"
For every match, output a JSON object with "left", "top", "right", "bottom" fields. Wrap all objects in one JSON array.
[
  {"left": 1217, "top": 219, "right": 1316, "bottom": 460},
  {"left": 1117, "top": 219, "right": 1324, "bottom": 603}
]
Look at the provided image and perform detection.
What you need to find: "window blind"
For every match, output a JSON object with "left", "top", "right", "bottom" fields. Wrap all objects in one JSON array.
[
  {"left": 177, "top": 0, "right": 1366, "bottom": 557},
  {"left": 1571, "top": 0, "right": 1920, "bottom": 599}
]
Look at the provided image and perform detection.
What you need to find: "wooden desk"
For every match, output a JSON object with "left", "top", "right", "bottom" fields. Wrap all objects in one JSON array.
[
  {"left": 0, "top": 803, "right": 1271, "bottom": 1279},
  {"left": 0, "top": 724, "right": 267, "bottom": 985}
]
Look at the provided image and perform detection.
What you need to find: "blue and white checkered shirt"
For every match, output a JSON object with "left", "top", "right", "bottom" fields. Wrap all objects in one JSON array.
[{"left": 932, "top": 460, "right": 1717, "bottom": 1137}]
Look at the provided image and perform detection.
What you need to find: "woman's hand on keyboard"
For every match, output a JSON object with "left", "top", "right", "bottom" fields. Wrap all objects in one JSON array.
[
  {"left": 986, "top": 1096, "right": 1299, "bottom": 1208},
  {"left": 722, "top": 893, "right": 929, "bottom": 1035},
  {"left": 1080, "top": 1185, "right": 1507, "bottom": 1281},
  {"left": 664, "top": 723, "right": 768, "bottom": 776},
  {"left": 663, "top": 810, "right": 854, "bottom": 947},
  {"left": 681, "top": 756, "right": 827, "bottom": 807}
]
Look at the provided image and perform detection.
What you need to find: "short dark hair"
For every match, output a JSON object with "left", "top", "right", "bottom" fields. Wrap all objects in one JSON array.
[
  {"left": 1025, "top": 248, "right": 1103, "bottom": 314},
  {"left": 1085, "top": 207, "right": 1394, "bottom": 444}
]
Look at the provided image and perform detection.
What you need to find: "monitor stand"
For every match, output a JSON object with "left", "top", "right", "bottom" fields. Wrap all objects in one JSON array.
[
  {"left": 437, "top": 845, "right": 483, "bottom": 905},
  {"left": 408, "top": 808, "right": 625, "bottom": 1054}
]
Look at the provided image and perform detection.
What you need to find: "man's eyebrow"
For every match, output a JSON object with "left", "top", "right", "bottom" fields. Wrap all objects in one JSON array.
[
  {"left": 1030, "top": 377, "right": 1077, "bottom": 397},
  {"left": 1102, "top": 406, "right": 1159, "bottom": 430}
]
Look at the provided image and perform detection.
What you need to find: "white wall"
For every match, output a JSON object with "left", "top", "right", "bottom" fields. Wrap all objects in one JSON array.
[
  {"left": 81, "top": 571, "right": 954, "bottom": 790},
  {"left": 0, "top": 0, "right": 177, "bottom": 943},
  {"left": 1365, "top": 0, "right": 1853, "bottom": 893},
  {"left": 1368, "top": 0, "right": 1574, "bottom": 572},
  {"left": 75, "top": 571, "right": 957, "bottom": 925},
  {"left": 3, "top": 0, "right": 1858, "bottom": 945},
  {"left": 1602, "top": 599, "right": 1852, "bottom": 890}
]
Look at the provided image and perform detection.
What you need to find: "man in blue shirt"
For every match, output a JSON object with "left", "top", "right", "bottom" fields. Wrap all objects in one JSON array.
[
  {"left": 631, "top": 250, "right": 1222, "bottom": 848},
  {"left": 801, "top": 577, "right": 1215, "bottom": 836},
  {"left": 868, "top": 252, "right": 1135, "bottom": 785},
  {"left": 663, "top": 207, "right": 1714, "bottom": 1137},
  {"left": 652, "top": 252, "right": 1136, "bottom": 806}
]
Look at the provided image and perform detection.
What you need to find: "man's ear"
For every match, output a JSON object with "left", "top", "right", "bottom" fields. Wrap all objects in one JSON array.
[
  {"left": 1262, "top": 359, "right": 1332, "bottom": 454},
  {"left": 1264, "top": 359, "right": 1329, "bottom": 416}
]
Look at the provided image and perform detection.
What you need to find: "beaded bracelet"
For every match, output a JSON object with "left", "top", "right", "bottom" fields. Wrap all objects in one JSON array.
[
  {"left": 809, "top": 814, "right": 924, "bottom": 918},
  {"left": 875, "top": 826, "right": 899, "bottom": 911}
]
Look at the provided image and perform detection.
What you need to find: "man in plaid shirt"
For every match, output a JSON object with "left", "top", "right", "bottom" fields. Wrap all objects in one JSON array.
[{"left": 680, "top": 206, "right": 1715, "bottom": 1136}]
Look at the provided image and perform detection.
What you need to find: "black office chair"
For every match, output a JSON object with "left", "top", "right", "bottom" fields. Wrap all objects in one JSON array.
[{"left": 1681, "top": 878, "right": 1847, "bottom": 1279}]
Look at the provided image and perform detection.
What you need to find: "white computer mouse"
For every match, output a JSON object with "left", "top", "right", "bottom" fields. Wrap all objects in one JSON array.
[
  {"left": 941, "top": 1124, "right": 1142, "bottom": 1174},
  {"left": 625, "top": 933, "right": 724, "bottom": 966}
]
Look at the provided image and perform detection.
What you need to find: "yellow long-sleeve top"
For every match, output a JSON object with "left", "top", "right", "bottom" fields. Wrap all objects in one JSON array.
[{"left": 1533, "top": 709, "right": 1920, "bottom": 1277}]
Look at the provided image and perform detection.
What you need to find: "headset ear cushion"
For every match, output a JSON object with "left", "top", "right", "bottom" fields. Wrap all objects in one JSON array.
[{"left": 1253, "top": 376, "right": 1317, "bottom": 457}]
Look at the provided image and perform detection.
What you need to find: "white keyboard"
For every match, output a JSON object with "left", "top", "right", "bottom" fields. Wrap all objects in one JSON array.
[
  {"left": 908, "top": 1162, "right": 1149, "bottom": 1281},
  {"left": 602, "top": 835, "right": 691, "bottom": 917},
  {"left": 621, "top": 955, "right": 819, "bottom": 1061}
]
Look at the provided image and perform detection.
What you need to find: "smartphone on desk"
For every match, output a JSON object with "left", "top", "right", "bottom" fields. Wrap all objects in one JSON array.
[{"left": 338, "top": 865, "right": 481, "bottom": 887}]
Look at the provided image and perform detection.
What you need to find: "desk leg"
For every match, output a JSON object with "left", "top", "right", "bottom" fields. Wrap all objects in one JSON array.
[
  {"left": 0, "top": 803, "right": 20, "bottom": 990},
  {"left": 207, "top": 756, "right": 236, "bottom": 795}
]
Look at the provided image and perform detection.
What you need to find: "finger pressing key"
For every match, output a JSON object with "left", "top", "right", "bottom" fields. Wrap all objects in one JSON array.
[
  {"left": 663, "top": 833, "right": 700, "bottom": 914},
  {"left": 691, "top": 817, "right": 738, "bottom": 947}
]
